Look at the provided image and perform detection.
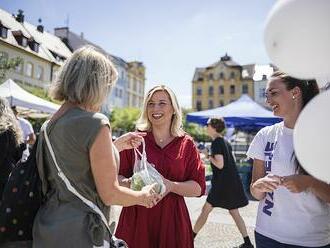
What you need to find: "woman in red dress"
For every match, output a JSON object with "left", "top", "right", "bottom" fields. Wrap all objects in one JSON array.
[{"left": 115, "top": 85, "right": 206, "bottom": 248}]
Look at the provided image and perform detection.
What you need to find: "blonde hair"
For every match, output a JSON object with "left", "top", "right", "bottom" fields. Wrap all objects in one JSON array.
[
  {"left": 136, "top": 85, "right": 184, "bottom": 137},
  {"left": 0, "top": 97, "right": 23, "bottom": 144},
  {"left": 50, "top": 46, "right": 118, "bottom": 109}
]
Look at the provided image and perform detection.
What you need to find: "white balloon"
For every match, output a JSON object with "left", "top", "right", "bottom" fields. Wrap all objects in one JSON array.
[
  {"left": 265, "top": 0, "right": 330, "bottom": 79},
  {"left": 294, "top": 90, "right": 330, "bottom": 183}
]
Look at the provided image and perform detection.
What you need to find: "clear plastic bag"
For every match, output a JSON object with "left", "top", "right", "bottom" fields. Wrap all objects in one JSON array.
[{"left": 130, "top": 139, "right": 166, "bottom": 194}]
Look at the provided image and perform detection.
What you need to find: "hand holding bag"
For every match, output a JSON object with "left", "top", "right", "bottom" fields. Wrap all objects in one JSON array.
[{"left": 130, "top": 139, "right": 166, "bottom": 194}]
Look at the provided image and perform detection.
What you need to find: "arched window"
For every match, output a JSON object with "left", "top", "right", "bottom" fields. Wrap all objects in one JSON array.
[
  {"left": 230, "top": 85, "right": 235, "bottom": 94},
  {"left": 196, "top": 101, "right": 202, "bottom": 111},
  {"left": 208, "top": 86, "right": 214, "bottom": 96},
  {"left": 197, "top": 87, "right": 202, "bottom": 96},
  {"left": 218, "top": 85, "right": 224, "bottom": 95},
  {"left": 36, "top": 65, "right": 43, "bottom": 80},
  {"left": 208, "top": 100, "right": 213, "bottom": 109},
  {"left": 25, "top": 62, "right": 33, "bottom": 77}
]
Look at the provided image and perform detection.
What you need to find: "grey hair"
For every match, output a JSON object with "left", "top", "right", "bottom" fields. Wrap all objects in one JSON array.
[
  {"left": 0, "top": 97, "right": 23, "bottom": 144},
  {"left": 136, "top": 85, "right": 184, "bottom": 137},
  {"left": 49, "top": 46, "right": 118, "bottom": 108}
]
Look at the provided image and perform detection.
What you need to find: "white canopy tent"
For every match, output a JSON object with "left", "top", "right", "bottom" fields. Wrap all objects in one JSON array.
[{"left": 0, "top": 79, "right": 60, "bottom": 114}]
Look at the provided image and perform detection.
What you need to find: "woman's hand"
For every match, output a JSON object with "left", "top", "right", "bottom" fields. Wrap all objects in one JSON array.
[
  {"left": 252, "top": 174, "right": 281, "bottom": 193},
  {"left": 138, "top": 183, "right": 162, "bottom": 208},
  {"left": 113, "top": 132, "right": 146, "bottom": 152},
  {"left": 281, "top": 175, "right": 312, "bottom": 193},
  {"left": 161, "top": 177, "right": 174, "bottom": 197}
]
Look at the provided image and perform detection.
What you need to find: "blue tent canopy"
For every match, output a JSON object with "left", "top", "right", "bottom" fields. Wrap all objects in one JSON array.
[{"left": 186, "top": 94, "right": 281, "bottom": 132}]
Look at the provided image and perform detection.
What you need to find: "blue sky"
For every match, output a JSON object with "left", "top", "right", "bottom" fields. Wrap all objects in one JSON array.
[{"left": 1, "top": 0, "right": 276, "bottom": 108}]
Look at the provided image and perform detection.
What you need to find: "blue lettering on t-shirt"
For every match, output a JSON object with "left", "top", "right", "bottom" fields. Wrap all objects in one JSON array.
[
  {"left": 263, "top": 142, "right": 276, "bottom": 216},
  {"left": 263, "top": 198, "right": 274, "bottom": 216}
]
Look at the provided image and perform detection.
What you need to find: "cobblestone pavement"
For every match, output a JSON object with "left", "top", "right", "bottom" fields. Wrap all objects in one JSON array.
[
  {"left": 110, "top": 195, "right": 258, "bottom": 248},
  {"left": 186, "top": 196, "right": 258, "bottom": 248}
]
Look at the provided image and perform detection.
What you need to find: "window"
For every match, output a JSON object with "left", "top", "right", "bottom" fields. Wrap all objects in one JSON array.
[
  {"left": 15, "top": 61, "right": 24, "bottom": 74},
  {"left": 208, "top": 86, "right": 214, "bottom": 96},
  {"left": 133, "top": 95, "right": 137, "bottom": 106},
  {"left": 218, "top": 85, "right": 224, "bottom": 95},
  {"left": 0, "top": 25, "right": 8, "bottom": 38},
  {"left": 196, "top": 87, "right": 202, "bottom": 96},
  {"left": 133, "top": 80, "right": 137, "bottom": 91},
  {"left": 219, "top": 100, "right": 224, "bottom": 106},
  {"left": 25, "top": 62, "right": 33, "bottom": 77},
  {"left": 35, "top": 65, "right": 43, "bottom": 80},
  {"left": 230, "top": 72, "right": 235, "bottom": 79},
  {"left": 230, "top": 85, "right": 235, "bottom": 94},
  {"left": 12, "top": 31, "right": 28, "bottom": 47},
  {"left": 219, "top": 72, "right": 224, "bottom": 79},
  {"left": 21, "top": 37, "right": 28, "bottom": 47},
  {"left": 259, "top": 88, "right": 266, "bottom": 98},
  {"left": 196, "top": 101, "right": 202, "bottom": 111},
  {"left": 242, "top": 84, "right": 248, "bottom": 94},
  {"left": 198, "top": 77, "right": 203, "bottom": 82},
  {"left": 208, "top": 100, "right": 213, "bottom": 109},
  {"left": 208, "top": 73, "right": 214, "bottom": 80},
  {"left": 29, "top": 40, "right": 39, "bottom": 53}
]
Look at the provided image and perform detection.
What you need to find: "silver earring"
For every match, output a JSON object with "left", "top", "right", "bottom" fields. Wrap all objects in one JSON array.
[{"left": 292, "top": 95, "right": 295, "bottom": 100}]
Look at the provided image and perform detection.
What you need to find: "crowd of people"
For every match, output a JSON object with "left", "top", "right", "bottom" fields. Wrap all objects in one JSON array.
[{"left": 0, "top": 46, "right": 329, "bottom": 248}]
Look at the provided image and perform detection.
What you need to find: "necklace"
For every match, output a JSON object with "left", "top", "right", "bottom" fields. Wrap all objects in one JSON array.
[{"left": 159, "top": 138, "right": 164, "bottom": 143}]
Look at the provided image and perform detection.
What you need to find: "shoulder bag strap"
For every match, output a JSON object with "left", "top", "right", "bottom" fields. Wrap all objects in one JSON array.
[{"left": 41, "top": 121, "right": 113, "bottom": 236}]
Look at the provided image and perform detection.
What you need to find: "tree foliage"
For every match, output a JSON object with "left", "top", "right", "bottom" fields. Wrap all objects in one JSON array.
[
  {"left": 182, "top": 108, "right": 210, "bottom": 142},
  {"left": 110, "top": 107, "right": 141, "bottom": 135},
  {"left": 0, "top": 56, "right": 22, "bottom": 82}
]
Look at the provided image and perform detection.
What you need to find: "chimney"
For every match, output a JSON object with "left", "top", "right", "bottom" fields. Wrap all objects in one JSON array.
[
  {"left": 80, "top": 32, "right": 84, "bottom": 39},
  {"left": 37, "top": 18, "right": 44, "bottom": 33},
  {"left": 16, "top": 9, "right": 24, "bottom": 23}
]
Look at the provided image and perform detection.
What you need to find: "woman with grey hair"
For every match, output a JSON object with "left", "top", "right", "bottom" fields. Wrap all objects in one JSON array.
[
  {"left": 115, "top": 85, "right": 206, "bottom": 248},
  {"left": 33, "top": 46, "right": 160, "bottom": 248},
  {"left": 0, "top": 97, "right": 24, "bottom": 197}
]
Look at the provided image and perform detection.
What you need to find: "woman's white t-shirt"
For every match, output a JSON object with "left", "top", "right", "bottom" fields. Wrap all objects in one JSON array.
[{"left": 247, "top": 122, "right": 330, "bottom": 247}]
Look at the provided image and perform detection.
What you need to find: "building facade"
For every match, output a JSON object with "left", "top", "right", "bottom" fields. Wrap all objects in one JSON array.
[
  {"left": 127, "top": 61, "right": 145, "bottom": 108},
  {"left": 54, "top": 27, "right": 145, "bottom": 111},
  {"left": 0, "top": 9, "right": 72, "bottom": 88},
  {"left": 252, "top": 64, "right": 276, "bottom": 108},
  {"left": 192, "top": 54, "right": 254, "bottom": 111}
]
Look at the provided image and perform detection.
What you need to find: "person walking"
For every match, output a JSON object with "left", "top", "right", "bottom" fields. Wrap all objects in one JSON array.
[{"left": 193, "top": 117, "right": 253, "bottom": 248}]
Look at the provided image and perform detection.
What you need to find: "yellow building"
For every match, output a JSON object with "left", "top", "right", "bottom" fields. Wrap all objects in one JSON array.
[
  {"left": 0, "top": 9, "right": 72, "bottom": 88},
  {"left": 127, "top": 61, "right": 145, "bottom": 108},
  {"left": 192, "top": 54, "right": 254, "bottom": 111}
]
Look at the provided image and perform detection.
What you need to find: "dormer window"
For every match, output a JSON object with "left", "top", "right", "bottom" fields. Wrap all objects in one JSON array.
[
  {"left": 12, "top": 31, "right": 28, "bottom": 47},
  {"left": 29, "top": 39, "right": 39, "bottom": 53},
  {"left": 0, "top": 24, "right": 8, "bottom": 38},
  {"left": 49, "top": 50, "right": 66, "bottom": 62}
]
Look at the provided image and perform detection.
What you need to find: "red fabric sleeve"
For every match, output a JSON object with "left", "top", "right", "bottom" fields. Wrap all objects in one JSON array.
[
  {"left": 184, "top": 138, "right": 206, "bottom": 196},
  {"left": 118, "top": 148, "right": 135, "bottom": 178}
]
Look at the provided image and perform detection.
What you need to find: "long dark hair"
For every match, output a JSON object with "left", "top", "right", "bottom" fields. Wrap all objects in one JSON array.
[{"left": 271, "top": 71, "right": 319, "bottom": 174}]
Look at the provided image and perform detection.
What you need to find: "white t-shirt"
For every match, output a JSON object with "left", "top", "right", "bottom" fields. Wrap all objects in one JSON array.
[
  {"left": 247, "top": 122, "right": 330, "bottom": 247},
  {"left": 18, "top": 117, "right": 34, "bottom": 141},
  {"left": 18, "top": 117, "right": 34, "bottom": 161}
]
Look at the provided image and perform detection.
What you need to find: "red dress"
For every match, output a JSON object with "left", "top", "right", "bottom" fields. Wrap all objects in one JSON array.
[{"left": 115, "top": 132, "right": 206, "bottom": 248}]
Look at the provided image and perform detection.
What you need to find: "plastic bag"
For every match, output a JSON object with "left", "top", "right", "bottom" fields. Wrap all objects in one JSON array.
[{"left": 130, "top": 139, "right": 166, "bottom": 194}]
